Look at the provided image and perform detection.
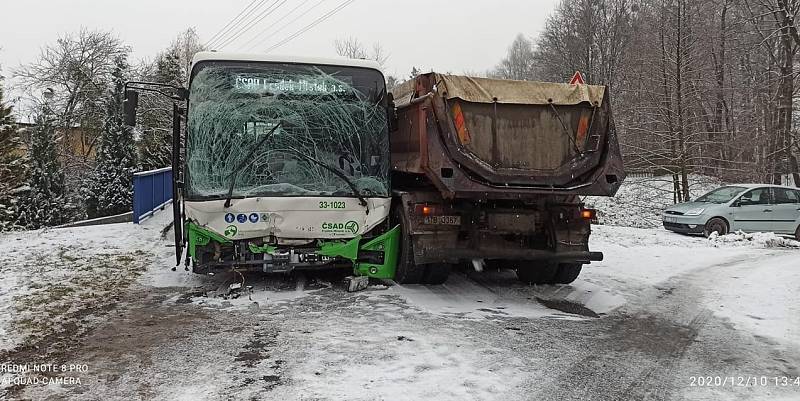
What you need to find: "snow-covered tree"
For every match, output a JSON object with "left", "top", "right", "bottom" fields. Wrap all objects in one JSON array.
[
  {"left": 83, "top": 56, "right": 137, "bottom": 218},
  {"left": 17, "top": 105, "right": 68, "bottom": 229},
  {"left": 0, "top": 75, "right": 26, "bottom": 230}
]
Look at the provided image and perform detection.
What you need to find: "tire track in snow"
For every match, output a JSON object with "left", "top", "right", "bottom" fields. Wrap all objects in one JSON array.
[{"left": 532, "top": 251, "right": 800, "bottom": 401}]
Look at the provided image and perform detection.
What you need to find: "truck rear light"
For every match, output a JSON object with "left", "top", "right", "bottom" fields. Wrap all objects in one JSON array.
[
  {"left": 414, "top": 204, "right": 441, "bottom": 216},
  {"left": 581, "top": 208, "right": 598, "bottom": 222}
]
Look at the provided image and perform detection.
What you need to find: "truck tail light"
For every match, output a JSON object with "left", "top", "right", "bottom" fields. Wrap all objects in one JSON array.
[
  {"left": 581, "top": 208, "right": 598, "bottom": 222},
  {"left": 414, "top": 204, "right": 441, "bottom": 216}
]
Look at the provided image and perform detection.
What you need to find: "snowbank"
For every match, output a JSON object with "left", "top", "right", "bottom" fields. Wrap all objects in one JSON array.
[
  {"left": 708, "top": 230, "right": 800, "bottom": 248},
  {"left": 584, "top": 174, "right": 721, "bottom": 228}
]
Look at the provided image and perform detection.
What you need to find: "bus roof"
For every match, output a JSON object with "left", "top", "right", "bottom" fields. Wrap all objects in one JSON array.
[{"left": 191, "top": 51, "right": 382, "bottom": 72}]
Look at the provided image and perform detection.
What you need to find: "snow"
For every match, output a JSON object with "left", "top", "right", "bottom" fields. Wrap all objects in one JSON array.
[
  {"left": 703, "top": 253, "right": 800, "bottom": 345},
  {"left": 384, "top": 271, "right": 623, "bottom": 320},
  {"left": 586, "top": 223, "right": 800, "bottom": 348},
  {"left": 3, "top": 182, "right": 800, "bottom": 400},
  {"left": 708, "top": 230, "right": 800, "bottom": 248},
  {"left": 273, "top": 319, "right": 529, "bottom": 401},
  {"left": 0, "top": 205, "right": 171, "bottom": 353},
  {"left": 585, "top": 174, "right": 722, "bottom": 228}
]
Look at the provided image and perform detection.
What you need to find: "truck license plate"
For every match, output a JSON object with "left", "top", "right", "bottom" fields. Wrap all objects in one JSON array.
[
  {"left": 664, "top": 216, "right": 677, "bottom": 223},
  {"left": 423, "top": 215, "right": 461, "bottom": 225}
]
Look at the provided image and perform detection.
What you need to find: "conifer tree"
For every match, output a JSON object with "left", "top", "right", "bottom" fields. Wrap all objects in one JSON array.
[
  {"left": 0, "top": 77, "right": 26, "bottom": 230},
  {"left": 84, "top": 55, "right": 138, "bottom": 218},
  {"left": 18, "top": 104, "right": 67, "bottom": 229}
]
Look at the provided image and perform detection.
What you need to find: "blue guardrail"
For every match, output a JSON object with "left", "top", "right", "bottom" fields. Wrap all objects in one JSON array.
[{"left": 132, "top": 167, "right": 173, "bottom": 224}]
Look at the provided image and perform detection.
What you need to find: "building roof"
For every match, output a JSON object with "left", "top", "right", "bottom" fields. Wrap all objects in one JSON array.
[{"left": 191, "top": 51, "right": 382, "bottom": 72}]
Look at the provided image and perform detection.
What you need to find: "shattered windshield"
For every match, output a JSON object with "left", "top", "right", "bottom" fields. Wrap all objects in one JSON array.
[{"left": 185, "top": 61, "right": 389, "bottom": 200}]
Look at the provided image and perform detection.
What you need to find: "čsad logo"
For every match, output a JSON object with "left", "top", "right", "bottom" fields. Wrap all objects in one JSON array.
[
  {"left": 344, "top": 220, "right": 359, "bottom": 234},
  {"left": 224, "top": 225, "right": 238, "bottom": 237}
]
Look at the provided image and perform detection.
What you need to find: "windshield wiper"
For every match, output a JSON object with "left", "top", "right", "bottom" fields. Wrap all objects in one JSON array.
[
  {"left": 286, "top": 147, "right": 370, "bottom": 213},
  {"left": 224, "top": 122, "right": 283, "bottom": 208}
]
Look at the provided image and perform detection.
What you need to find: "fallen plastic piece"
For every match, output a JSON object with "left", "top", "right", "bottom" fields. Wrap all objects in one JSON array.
[{"left": 344, "top": 276, "right": 369, "bottom": 292}]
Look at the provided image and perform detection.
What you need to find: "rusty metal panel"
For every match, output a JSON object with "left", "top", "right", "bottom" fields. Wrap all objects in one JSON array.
[
  {"left": 390, "top": 73, "right": 626, "bottom": 198},
  {"left": 486, "top": 212, "right": 539, "bottom": 233}
]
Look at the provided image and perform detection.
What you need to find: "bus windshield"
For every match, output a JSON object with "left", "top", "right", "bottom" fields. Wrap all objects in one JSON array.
[{"left": 185, "top": 61, "right": 389, "bottom": 200}]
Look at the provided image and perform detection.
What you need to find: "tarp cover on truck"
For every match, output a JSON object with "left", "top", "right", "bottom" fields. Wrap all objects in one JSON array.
[{"left": 393, "top": 74, "right": 605, "bottom": 107}]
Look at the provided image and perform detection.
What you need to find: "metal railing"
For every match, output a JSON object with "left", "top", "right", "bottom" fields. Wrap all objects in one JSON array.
[{"left": 132, "top": 167, "right": 173, "bottom": 224}]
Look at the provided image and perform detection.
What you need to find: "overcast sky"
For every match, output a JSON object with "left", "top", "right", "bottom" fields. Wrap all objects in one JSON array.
[{"left": 1, "top": 0, "right": 558, "bottom": 86}]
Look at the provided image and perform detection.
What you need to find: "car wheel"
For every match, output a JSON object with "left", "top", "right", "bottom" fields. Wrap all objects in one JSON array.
[
  {"left": 795, "top": 224, "right": 800, "bottom": 241},
  {"left": 703, "top": 217, "right": 728, "bottom": 237}
]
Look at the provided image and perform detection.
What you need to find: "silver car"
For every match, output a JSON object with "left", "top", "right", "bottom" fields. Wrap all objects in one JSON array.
[{"left": 663, "top": 184, "right": 800, "bottom": 239}]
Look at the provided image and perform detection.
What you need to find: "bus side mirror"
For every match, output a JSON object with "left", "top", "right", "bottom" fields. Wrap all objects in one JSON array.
[{"left": 123, "top": 89, "right": 139, "bottom": 127}]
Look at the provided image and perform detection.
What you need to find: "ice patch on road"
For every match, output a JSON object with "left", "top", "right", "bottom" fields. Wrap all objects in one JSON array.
[
  {"left": 708, "top": 230, "right": 800, "bottom": 248},
  {"left": 534, "top": 280, "right": 626, "bottom": 315}
]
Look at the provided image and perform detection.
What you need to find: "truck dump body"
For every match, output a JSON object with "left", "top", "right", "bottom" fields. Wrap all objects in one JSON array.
[{"left": 391, "top": 73, "right": 625, "bottom": 198}]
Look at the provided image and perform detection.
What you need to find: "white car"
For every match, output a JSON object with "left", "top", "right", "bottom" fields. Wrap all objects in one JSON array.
[{"left": 663, "top": 184, "right": 800, "bottom": 239}]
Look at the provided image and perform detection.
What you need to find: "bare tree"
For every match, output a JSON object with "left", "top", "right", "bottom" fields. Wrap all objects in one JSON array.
[
  {"left": 135, "top": 28, "right": 205, "bottom": 170},
  {"left": 534, "top": 0, "right": 636, "bottom": 87},
  {"left": 174, "top": 27, "right": 207, "bottom": 84},
  {"left": 491, "top": 34, "right": 537, "bottom": 80},
  {"left": 14, "top": 28, "right": 129, "bottom": 187},
  {"left": 334, "top": 37, "right": 389, "bottom": 66}
]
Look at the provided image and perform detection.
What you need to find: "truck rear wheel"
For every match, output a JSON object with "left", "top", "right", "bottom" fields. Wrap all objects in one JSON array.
[
  {"left": 423, "top": 263, "right": 451, "bottom": 285},
  {"left": 515, "top": 261, "right": 559, "bottom": 285},
  {"left": 552, "top": 263, "right": 583, "bottom": 284},
  {"left": 392, "top": 206, "right": 426, "bottom": 284}
]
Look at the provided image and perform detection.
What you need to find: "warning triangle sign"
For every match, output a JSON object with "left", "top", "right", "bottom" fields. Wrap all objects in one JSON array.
[{"left": 569, "top": 71, "right": 585, "bottom": 85}]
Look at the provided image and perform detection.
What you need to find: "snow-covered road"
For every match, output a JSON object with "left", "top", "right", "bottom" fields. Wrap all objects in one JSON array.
[{"left": 1, "top": 217, "right": 799, "bottom": 401}]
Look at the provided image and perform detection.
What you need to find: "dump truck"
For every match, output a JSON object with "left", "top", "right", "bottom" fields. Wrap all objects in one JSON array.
[{"left": 387, "top": 73, "right": 625, "bottom": 284}]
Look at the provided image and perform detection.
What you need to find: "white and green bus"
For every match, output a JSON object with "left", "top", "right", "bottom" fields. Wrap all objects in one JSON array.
[{"left": 126, "top": 52, "right": 399, "bottom": 278}]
